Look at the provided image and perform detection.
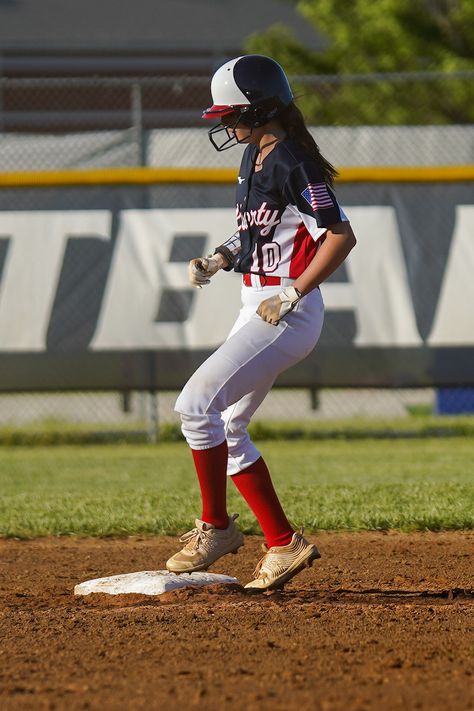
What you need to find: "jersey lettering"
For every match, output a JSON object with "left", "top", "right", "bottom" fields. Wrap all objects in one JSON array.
[{"left": 236, "top": 201, "right": 281, "bottom": 237}]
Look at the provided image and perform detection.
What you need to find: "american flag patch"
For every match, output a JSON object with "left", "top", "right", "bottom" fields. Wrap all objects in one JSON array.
[{"left": 301, "top": 183, "right": 333, "bottom": 210}]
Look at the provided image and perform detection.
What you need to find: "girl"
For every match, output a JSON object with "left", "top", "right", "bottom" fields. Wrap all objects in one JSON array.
[{"left": 166, "top": 55, "right": 356, "bottom": 591}]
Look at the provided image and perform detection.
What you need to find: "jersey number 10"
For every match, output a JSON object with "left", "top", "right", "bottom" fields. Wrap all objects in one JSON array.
[{"left": 251, "top": 242, "right": 282, "bottom": 273}]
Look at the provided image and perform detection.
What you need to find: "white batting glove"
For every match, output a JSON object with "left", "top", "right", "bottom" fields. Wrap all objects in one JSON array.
[
  {"left": 188, "top": 253, "right": 226, "bottom": 289},
  {"left": 257, "top": 286, "right": 302, "bottom": 325}
]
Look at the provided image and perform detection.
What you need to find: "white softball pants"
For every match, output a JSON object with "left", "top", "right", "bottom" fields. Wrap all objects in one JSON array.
[{"left": 175, "top": 279, "right": 324, "bottom": 476}]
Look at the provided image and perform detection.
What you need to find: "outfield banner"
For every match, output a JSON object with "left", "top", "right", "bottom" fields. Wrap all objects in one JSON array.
[{"left": 0, "top": 182, "right": 473, "bottom": 390}]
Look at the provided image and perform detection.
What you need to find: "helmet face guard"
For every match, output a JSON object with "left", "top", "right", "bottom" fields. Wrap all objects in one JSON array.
[
  {"left": 202, "top": 55, "right": 293, "bottom": 151},
  {"left": 208, "top": 121, "right": 252, "bottom": 152},
  {"left": 206, "top": 109, "right": 254, "bottom": 152}
]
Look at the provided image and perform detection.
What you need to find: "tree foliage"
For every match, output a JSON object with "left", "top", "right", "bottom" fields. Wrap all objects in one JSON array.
[{"left": 245, "top": 0, "right": 474, "bottom": 124}]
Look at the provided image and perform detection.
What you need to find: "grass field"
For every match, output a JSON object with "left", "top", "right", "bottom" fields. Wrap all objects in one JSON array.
[{"left": 1, "top": 435, "right": 473, "bottom": 537}]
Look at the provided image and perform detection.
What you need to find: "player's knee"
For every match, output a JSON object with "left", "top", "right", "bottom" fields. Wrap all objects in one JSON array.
[
  {"left": 174, "top": 381, "right": 206, "bottom": 417},
  {"left": 175, "top": 377, "right": 225, "bottom": 447}
]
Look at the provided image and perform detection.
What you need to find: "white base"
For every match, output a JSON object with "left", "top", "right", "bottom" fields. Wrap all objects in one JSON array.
[{"left": 74, "top": 570, "right": 240, "bottom": 596}]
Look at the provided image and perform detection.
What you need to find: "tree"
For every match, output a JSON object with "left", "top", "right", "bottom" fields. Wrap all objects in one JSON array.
[{"left": 245, "top": 0, "right": 474, "bottom": 124}]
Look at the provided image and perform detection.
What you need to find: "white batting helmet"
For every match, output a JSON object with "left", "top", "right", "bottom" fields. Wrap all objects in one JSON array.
[{"left": 203, "top": 55, "right": 293, "bottom": 150}]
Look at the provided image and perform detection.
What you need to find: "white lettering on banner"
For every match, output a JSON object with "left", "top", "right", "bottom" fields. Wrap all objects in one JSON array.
[
  {"left": 0, "top": 206, "right": 473, "bottom": 352},
  {"left": 322, "top": 207, "right": 423, "bottom": 346},
  {"left": 91, "top": 209, "right": 240, "bottom": 349},
  {"left": 428, "top": 206, "right": 474, "bottom": 345},
  {"left": 0, "top": 211, "right": 111, "bottom": 351}
]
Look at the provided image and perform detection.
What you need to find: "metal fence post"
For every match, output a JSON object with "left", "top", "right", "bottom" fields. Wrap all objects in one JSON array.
[
  {"left": 0, "top": 76, "right": 4, "bottom": 132},
  {"left": 147, "top": 390, "right": 159, "bottom": 444},
  {"left": 131, "top": 82, "right": 146, "bottom": 166},
  {"left": 310, "top": 388, "right": 320, "bottom": 411}
]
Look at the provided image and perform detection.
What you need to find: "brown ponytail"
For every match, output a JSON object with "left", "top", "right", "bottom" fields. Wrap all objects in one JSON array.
[{"left": 279, "top": 103, "right": 338, "bottom": 187}]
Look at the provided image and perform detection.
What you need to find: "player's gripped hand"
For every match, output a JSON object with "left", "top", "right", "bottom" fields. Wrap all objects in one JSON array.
[
  {"left": 188, "top": 254, "right": 226, "bottom": 289},
  {"left": 257, "top": 286, "right": 302, "bottom": 325}
]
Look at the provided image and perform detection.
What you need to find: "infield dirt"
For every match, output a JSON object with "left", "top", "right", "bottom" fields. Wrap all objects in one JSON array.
[{"left": 0, "top": 532, "right": 473, "bottom": 711}]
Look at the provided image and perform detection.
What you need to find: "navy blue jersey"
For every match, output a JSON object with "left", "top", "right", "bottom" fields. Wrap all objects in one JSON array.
[{"left": 217, "top": 138, "right": 346, "bottom": 278}]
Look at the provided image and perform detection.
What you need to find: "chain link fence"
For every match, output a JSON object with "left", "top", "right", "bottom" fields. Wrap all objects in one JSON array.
[
  {"left": 0, "top": 389, "right": 437, "bottom": 442},
  {"left": 1, "top": 72, "right": 473, "bottom": 169},
  {"left": 0, "top": 72, "right": 473, "bottom": 435}
]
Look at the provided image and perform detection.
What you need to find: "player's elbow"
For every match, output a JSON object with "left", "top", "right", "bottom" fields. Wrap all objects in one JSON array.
[
  {"left": 348, "top": 231, "right": 357, "bottom": 251},
  {"left": 343, "top": 222, "right": 357, "bottom": 250},
  {"left": 329, "top": 221, "right": 357, "bottom": 251}
]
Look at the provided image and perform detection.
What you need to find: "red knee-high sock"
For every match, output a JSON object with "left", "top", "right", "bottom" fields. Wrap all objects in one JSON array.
[
  {"left": 232, "top": 457, "right": 294, "bottom": 548},
  {"left": 191, "top": 441, "right": 229, "bottom": 529}
]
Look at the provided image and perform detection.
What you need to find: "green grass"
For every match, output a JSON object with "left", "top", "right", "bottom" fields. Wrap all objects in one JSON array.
[{"left": 1, "top": 437, "right": 473, "bottom": 537}]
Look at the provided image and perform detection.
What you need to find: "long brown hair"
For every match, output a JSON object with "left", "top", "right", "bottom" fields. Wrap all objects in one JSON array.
[{"left": 279, "top": 103, "right": 338, "bottom": 187}]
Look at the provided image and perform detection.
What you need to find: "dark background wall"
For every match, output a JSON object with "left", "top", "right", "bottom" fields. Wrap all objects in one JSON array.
[{"left": 0, "top": 0, "right": 324, "bottom": 77}]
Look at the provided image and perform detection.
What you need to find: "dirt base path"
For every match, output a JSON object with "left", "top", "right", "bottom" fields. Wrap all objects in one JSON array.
[{"left": 0, "top": 532, "right": 473, "bottom": 711}]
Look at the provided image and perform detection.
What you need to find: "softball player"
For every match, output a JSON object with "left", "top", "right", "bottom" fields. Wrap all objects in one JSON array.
[{"left": 166, "top": 55, "right": 356, "bottom": 590}]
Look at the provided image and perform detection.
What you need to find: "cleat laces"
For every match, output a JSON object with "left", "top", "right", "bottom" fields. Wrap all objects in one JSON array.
[{"left": 179, "top": 528, "right": 208, "bottom": 551}]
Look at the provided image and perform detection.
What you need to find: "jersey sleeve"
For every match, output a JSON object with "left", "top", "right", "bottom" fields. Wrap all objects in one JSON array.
[{"left": 283, "top": 161, "right": 344, "bottom": 236}]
